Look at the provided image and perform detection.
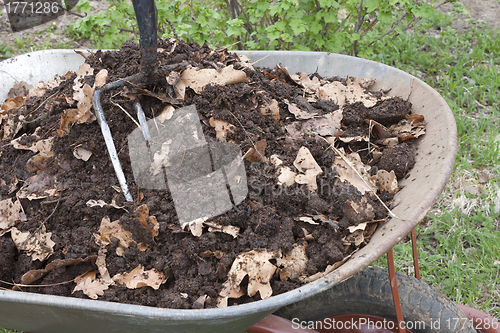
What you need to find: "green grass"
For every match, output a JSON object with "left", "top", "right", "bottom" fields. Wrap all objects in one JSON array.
[{"left": 372, "top": 12, "right": 500, "bottom": 318}]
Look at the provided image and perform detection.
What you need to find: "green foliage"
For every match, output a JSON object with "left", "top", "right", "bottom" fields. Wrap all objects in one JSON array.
[
  {"left": 0, "top": 42, "right": 13, "bottom": 59},
  {"left": 69, "top": 0, "right": 438, "bottom": 56}
]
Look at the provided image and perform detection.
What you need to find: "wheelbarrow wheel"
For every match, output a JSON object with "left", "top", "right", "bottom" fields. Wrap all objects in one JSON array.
[{"left": 273, "top": 266, "right": 476, "bottom": 333}]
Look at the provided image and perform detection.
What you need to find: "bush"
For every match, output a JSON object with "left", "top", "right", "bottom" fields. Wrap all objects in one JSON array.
[{"left": 69, "top": 0, "right": 437, "bottom": 57}]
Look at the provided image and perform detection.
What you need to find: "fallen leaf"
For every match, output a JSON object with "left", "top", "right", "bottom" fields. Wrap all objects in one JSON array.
[
  {"left": 293, "top": 146, "right": 323, "bottom": 191},
  {"left": 94, "top": 216, "right": 134, "bottom": 255},
  {"left": 297, "top": 216, "right": 319, "bottom": 225},
  {"left": 205, "top": 221, "right": 240, "bottom": 238},
  {"left": 16, "top": 172, "right": 65, "bottom": 200},
  {"left": 184, "top": 217, "right": 207, "bottom": 237},
  {"left": 285, "top": 111, "right": 343, "bottom": 141},
  {"left": 228, "top": 250, "right": 278, "bottom": 299},
  {"left": 158, "top": 105, "right": 175, "bottom": 123},
  {"left": 21, "top": 255, "right": 97, "bottom": 285},
  {"left": 11, "top": 225, "right": 55, "bottom": 261},
  {"left": 86, "top": 199, "right": 128, "bottom": 212},
  {"left": 193, "top": 295, "right": 208, "bottom": 309},
  {"left": 0, "top": 198, "right": 26, "bottom": 231},
  {"left": 388, "top": 115, "right": 426, "bottom": 141},
  {"left": 209, "top": 117, "right": 235, "bottom": 142},
  {"left": 73, "top": 271, "right": 111, "bottom": 300},
  {"left": 260, "top": 98, "right": 280, "bottom": 121},
  {"left": 216, "top": 280, "right": 245, "bottom": 308},
  {"left": 348, "top": 222, "right": 367, "bottom": 233},
  {"left": 136, "top": 204, "right": 159, "bottom": 239},
  {"left": 332, "top": 148, "right": 377, "bottom": 195},
  {"left": 343, "top": 229, "right": 365, "bottom": 247},
  {"left": 94, "top": 69, "right": 108, "bottom": 88},
  {"left": 276, "top": 244, "right": 308, "bottom": 281},
  {"left": 244, "top": 139, "right": 266, "bottom": 162},
  {"left": 277, "top": 166, "right": 297, "bottom": 186},
  {"left": 284, "top": 99, "right": 317, "bottom": 120},
  {"left": 178, "top": 65, "right": 248, "bottom": 94},
  {"left": 8, "top": 81, "right": 33, "bottom": 98},
  {"left": 343, "top": 198, "right": 375, "bottom": 223},
  {"left": 291, "top": 72, "right": 321, "bottom": 92},
  {"left": 374, "top": 169, "right": 398, "bottom": 193},
  {"left": 318, "top": 80, "right": 380, "bottom": 107},
  {"left": 73, "top": 146, "right": 92, "bottom": 161},
  {"left": 478, "top": 172, "right": 489, "bottom": 184},
  {"left": 0, "top": 95, "right": 25, "bottom": 112},
  {"left": 112, "top": 265, "right": 166, "bottom": 290}
]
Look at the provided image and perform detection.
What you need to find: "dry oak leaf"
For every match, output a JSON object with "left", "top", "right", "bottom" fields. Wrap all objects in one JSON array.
[
  {"left": 291, "top": 72, "right": 321, "bottom": 92},
  {"left": 209, "top": 117, "right": 236, "bottom": 142},
  {"left": 373, "top": 169, "right": 399, "bottom": 194},
  {"left": 0, "top": 198, "right": 26, "bottom": 232},
  {"left": 73, "top": 271, "right": 111, "bottom": 300},
  {"left": 73, "top": 146, "right": 92, "bottom": 161},
  {"left": 244, "top": 139, "right": 267, "bottom": 162},
  {"left": 260, "top": 98, "right": 280, "bottom": 121},
  {"left": 1, "top": 95, "right": 25, "bottom": 112},
  {"left": 277, "top": 166, "right": 297, "bottom": 186},
  {"left": 11, "top": 225, "right": 55, "bottom": 261},
  {"left": 112, "top": 265, "right": 166, "bottom": 290},
  {"left": 136, "top": 204, "right": 159, "bottom": 239},
  {"left": 94, "top": 216, "right": 134, "bottom": 256},
  {"left": 276, "top": 244, "right": 308, "bottom": 281},
  {"left": 228, "top": 250, "right": 278, "bottom": 299},
  {"left": 293, "top": 146, "right": 323, "bottom": 191},
  {"left": 343, "top": 197, "right": 375, "bottom": 224},
  {"left": 318, "top": 80, "right": 380, "bottom": 108},
  {"left": 216, "top": 280, "right": 245, "bottom": 308},
  {"left": 283, "top": 99, "right": 317, "bottom": 120},
  {"left": 16, "top": 172, "right": 64, "bottom": 200},
  {"left": 177, "top": 65, "right": 248, "bottom": 94},
  {"left": 332, "top": 148, "right": 377, "bottom": 195}
]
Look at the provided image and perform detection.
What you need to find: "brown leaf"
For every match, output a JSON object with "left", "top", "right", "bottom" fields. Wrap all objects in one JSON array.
[
  {"left": 193, "top": 295, "right": 208, "bottom": 309},
  {"left": 318, "top": 80, "right": 380, "bottom": 107},
  {"left": 283, "top": 99, "right": 317, "bottom": 120},
  {"left": 8, "top": 81, "right": 34, "bottom": 98},
  {"left": 1, "top": 96, "right": 25, "bottom": 112},
  {"left": 373, "top": 169, "right": 399, "bottom": 193},
  {"left": 277, "top": 166, "right": 297, "bottom": 186},
  {"left": 16, "top": 172, "right": 64, "bottom": 200},
  {"left": 260, "top": 98, "right": 280, "bottom": 121},
  {"left": 21, "top": 255, "right": 97, "bottom": 285},
  {"left": 209, "top": 117, "right": 235, "bottom": 142},
  {"left": 178, "top": 65, "right": 248, "bottom": 94},
  {"left": 228, "top": 250, "right": 278, "bottom": 299},
  {"left": 332, "top": 148, "right": 377, "bottom": 195},
  {"left": 245, "top": 139, "right": 266, "bottom": 162},
  {"left": 112, "top": 265, "right": 166, "bottom": 290},
  {"left": 276, "top": 244, "right": 308, "bottom": 281},
  {"left": 205, "top": 221, "right": 240, "bottom": 238},
  {"left": 136, "top": 204, "right": 159, "bottom": 240},
  {"left": 94, "top": 69, "right": 108, "bottom": 88},
  {"left": 293, "top": 147, "right": 323, "bottom": 191},
  {"left": 11, "top": 225, "right": 55, "bottom": 261},
  {"left": 73, "top": 146, "right": 92, "bottom": 161},
  {"left": 0, "top": 198, "right": 26, "bottom": 231},
  {"left": 94, "top": 216, "right": 134, "bottom": 256},
  {"left": 343, "top": 197, "right": 375, "bottom": 224},
  {"left": 73, "top": 271, "right": 111, "bottom": 300}
]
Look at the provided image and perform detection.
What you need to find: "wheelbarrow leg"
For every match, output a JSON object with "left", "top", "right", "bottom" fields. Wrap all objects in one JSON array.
[{"left": 387, "top": 249, "right": 406, "bottom": 333}]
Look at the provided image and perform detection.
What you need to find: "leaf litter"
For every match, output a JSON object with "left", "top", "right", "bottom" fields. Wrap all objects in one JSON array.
[{"left": 0, "top": 38, "right": 424, "bottom": 308}]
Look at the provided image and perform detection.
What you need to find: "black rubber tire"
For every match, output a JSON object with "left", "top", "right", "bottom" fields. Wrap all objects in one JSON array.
[{"left": 274, "top": 266, "right": 476, "bottom": 333}]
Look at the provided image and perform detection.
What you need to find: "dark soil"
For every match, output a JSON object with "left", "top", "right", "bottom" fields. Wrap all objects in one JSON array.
[{"left": 0, "top": 38, "right": 417, "bottom": 309}]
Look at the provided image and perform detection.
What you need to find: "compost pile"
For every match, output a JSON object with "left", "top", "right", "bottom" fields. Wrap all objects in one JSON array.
[{"left": 0, "top": 38, "right": 425, "bottom": 309}]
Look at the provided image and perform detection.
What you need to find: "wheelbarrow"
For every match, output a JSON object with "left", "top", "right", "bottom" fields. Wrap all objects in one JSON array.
[{"left": 0, "top": 3, "right": 459, "bottom": 333}]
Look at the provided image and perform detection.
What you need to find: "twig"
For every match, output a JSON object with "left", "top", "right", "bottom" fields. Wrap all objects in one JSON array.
[
  {"left": 165, "top": 17, "right": 180, "bottom": 41},
  {"left": 109, "top": 97, "right": 141, "bottom": 129},
  {"left": 322, "top": 137, "right": 406, "bottom": 220},
  {"left": 1, "top": 278, "right": 76, "bottom": 288}
]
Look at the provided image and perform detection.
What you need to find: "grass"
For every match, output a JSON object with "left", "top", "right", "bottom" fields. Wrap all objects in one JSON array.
[
  {"left": 372, "top": 10, "right": 500, "bottom": 319},
  {"left": 0, "top": 2, "right": 499, "bottom": 332}
]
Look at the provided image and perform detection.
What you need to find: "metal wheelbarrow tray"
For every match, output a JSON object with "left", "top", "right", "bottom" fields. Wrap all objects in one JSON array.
[{"left": 0, "top": 49, "right": 457, "bottom": 333}]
